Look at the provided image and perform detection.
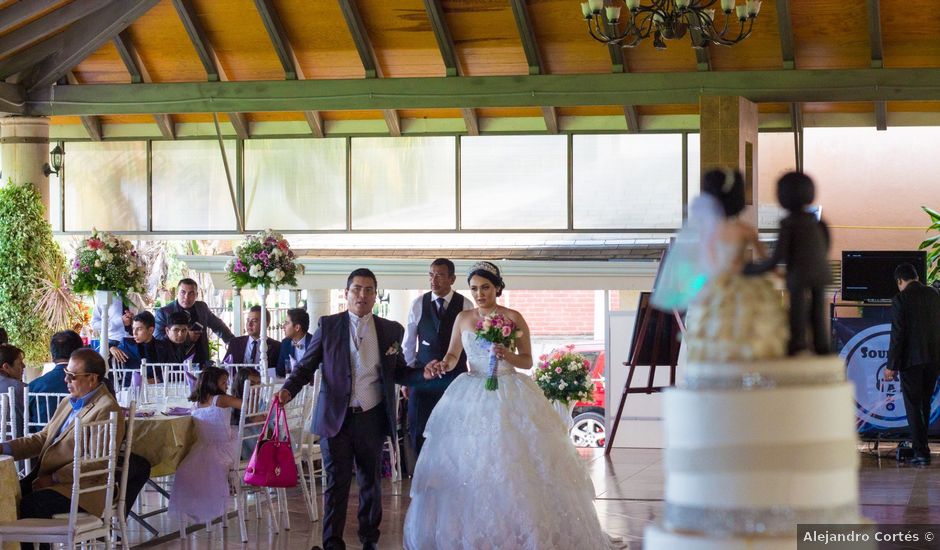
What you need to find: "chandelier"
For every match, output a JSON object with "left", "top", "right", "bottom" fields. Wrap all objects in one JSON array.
[{"left": 580, "top": 0, "right": 762, "bottom": 50}]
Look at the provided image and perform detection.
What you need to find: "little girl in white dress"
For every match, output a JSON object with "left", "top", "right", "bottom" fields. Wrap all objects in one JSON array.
[{"left": 168, "top": 366, "right": 242, "bottom": 524}]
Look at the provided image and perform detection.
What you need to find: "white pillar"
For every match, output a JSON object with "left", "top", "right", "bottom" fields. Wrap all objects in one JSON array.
[
  {"left": 385, "top": 289, "right": 411, "bottom": 326},
  {"left": 288, "top": 290, "right": 300, "bottom": 308},
  {"left": 0, "top": 117, "right": 51, "bottom": 220},
  {"left": 306, "top": 289, "right": 331, "bottom": 327},
  {"left": 232, "top": 291, "right": 243, "bottom": 336}
]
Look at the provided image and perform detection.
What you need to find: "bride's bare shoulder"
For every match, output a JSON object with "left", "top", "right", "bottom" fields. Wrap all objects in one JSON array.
[
  {"left": 501, "top": 307, "right": 528, "bottom": 326},
  {"left": 454, "top": 309, "right": 476, "bottom": 327}
]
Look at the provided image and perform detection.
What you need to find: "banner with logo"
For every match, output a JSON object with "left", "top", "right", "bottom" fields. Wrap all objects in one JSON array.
[{"left": 835, "top": 318, "right": 940, "bottom": 437}]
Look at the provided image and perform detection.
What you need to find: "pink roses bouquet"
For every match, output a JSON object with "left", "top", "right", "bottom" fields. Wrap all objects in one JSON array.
[
  {"left": 533, "top": 345, "right": 594, "bottom": 404},
  {"left": 474, "top": 312, "right": 523, "bottom": 391}
]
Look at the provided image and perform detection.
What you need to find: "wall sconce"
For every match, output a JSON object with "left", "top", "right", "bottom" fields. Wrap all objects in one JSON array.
[{"left": 42, "top": 143, "right": 64, "bottom": 177}]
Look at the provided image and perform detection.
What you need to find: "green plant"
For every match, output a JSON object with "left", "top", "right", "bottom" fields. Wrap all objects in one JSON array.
[
  {"left": 0, "top": 180, "right": 68, "bottom": 364},
  {"left": 920, "top": 206, "right": 940, "bottom": 284}
]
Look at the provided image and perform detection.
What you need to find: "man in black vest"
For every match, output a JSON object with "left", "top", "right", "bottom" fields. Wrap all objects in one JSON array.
[{"left": 402, "top": 258, "right": 473, "bottom": 457}]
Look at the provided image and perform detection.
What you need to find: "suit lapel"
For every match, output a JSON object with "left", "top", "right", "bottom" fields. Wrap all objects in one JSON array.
[{"left": 338, "top": 313, "right": 352, "bottom": 385}]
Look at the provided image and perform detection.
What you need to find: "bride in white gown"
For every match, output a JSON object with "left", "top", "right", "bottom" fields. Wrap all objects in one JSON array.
[{"left": 403, "top": 261, "right": 612, "bottom": 550}]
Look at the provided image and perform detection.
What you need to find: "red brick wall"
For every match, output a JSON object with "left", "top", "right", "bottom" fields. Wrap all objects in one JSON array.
[{"left": 504, "top": 290, "right": 596, "bottom": 336}]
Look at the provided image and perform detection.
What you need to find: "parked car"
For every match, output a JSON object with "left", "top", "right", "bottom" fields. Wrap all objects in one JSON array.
[{"left": 555, "top": 342, "right": 607, "bottom": 448}]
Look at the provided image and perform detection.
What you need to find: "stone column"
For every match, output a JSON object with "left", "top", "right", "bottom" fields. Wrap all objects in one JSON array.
[
  {"left": 699, "top": 96, "right": 759, "bottom": 226},
  {"left": 306, "top": 289, "right": 331, "bottom": 326},
  {"left": 0, "top": 117, "right": 52, "bottom": 219}
]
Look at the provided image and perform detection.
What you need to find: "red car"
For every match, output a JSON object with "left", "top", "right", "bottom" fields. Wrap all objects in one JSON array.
[{"left": 558, "top": 343, "right": 607, "bottom": 448}]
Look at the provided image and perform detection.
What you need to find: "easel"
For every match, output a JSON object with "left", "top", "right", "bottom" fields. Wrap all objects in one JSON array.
[{"left": 604, "top": 291, "right": 683, "bottom": 455}]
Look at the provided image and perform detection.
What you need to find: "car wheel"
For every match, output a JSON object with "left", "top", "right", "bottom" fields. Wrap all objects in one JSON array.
[{"left": 569, "top": 412, "right": 606, "bottom": 448}]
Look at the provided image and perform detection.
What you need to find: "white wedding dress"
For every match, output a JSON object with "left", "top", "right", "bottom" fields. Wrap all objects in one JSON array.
[{"left": 403, "top": 330, "right": 612, "bottom": 550}]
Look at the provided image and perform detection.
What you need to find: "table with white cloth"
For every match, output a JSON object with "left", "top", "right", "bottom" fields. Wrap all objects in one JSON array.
[{"left": 0, "top": 455, "right": 22, "bottom": 550}]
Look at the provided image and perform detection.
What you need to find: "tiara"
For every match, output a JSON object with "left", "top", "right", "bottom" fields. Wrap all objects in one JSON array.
[{"left": 468, "top": 261, "right": 500, "bottom": 278}]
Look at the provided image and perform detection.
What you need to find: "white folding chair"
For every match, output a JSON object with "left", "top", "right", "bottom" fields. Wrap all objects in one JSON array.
[
  {"left": 232, "top": 381, "right": 280, "bottom": 542},
  {"left": 384, "top": 384, "right": 403, "bottom": 482},
  {"left": 298, "top": 373, "right": 324, "bottom": 521},
  {"left": 0, "top": 393, "right": 9, "bottom": 443},
  {"left": 21, "top": 388, "right": 70, "bottom": 475},
  {"left": 109, "top": 366, "right": 146, "bottom": 408},
  {"left": 277, "top": 386, "right": 316, "bottom": 526},
  {"left": 141, "top": 363, "right": 189, "bottom": 403},
  {"left": 0, "top": 411, "right": 120, "bottom": 549},
  {"left": 113, "top": 401, "right": 138, "bottom": 549}
]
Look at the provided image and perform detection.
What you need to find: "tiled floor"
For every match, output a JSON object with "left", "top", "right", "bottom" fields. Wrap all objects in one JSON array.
[{"left": 129, "top": 445, "right": 940, "bottom": 549}]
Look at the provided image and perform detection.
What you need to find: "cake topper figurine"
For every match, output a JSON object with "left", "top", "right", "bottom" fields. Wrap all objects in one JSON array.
[{"left": 745, "top": 171, "right": 831, "bottom": 356}]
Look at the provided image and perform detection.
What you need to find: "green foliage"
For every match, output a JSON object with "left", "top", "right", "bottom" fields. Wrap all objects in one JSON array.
[
  {"left": 919, "top": 206, "right": 940, "bottom": 284},
  {"left": 0, "top": 180, "right": 67, "bottom": 364},
  {"left": 69, "top": 230, "right": 147, "bottom": 295}
]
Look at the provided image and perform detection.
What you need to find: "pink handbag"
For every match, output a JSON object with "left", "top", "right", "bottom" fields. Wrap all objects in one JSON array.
[{"left": 243, "top": 399, "right": 299, "bottom": 488}]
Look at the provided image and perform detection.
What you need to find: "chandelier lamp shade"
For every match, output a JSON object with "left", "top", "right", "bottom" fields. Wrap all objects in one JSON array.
[{"left": 580, "top": 0, "right": 762, "bottom": 49}]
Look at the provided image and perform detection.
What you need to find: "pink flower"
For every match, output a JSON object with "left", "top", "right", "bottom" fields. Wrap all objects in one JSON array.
[
  {"left": 583, "top": 359, "right": 591, "bottom": 369},
  {"left": 277, "top": 239, "right": 289, "bottom": 251},
  {"left": 87, "top": 238, "right": 103, "bottom": 250},
  {"left": 555, "top": 367, "right": 562, "bottom": 374},
  {"left": 501, "top": 325, "right": 511, "bottom": 337},
  {"left": 539, "top": 354, "right": 547, "bottom": 361},
  {"left": 540, "top": 363, "right": 549, "bottom": 370}
]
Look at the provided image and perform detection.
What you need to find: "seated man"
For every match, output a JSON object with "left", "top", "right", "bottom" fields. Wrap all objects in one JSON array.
[
  {"left": 0, "top": 344, "right": 26, "bottom": 437},
  {"left": 163, "top": 311, "right": 197, "bottom": 365},
  {"left": 109, "top": 311, "right": 171, "bottom": 383},
  {"left": 28, "top": 331, "right": 85, "bottom": 431},
  {"left": 224, "top": 305, "right": 280, "bottom": 371},
  {"left": 277, "top": 308, "right": 313, "bottom": 378},
  {"left": 3, "top": 349, "right": 125, "bottom": 526}
]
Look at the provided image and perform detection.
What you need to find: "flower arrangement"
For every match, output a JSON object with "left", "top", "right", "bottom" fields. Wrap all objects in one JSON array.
[
  {"left": 533, "top": 345, "right": 594, "bottom": 404},
  {"left": 474, "top": 311, "right": 523, "bottom": 391},
  {"left": 70, "top": 230, "right": 147, "bottom": 295},
  {"left": 226, "top": 229, "right": 302, "bottom": 289}
]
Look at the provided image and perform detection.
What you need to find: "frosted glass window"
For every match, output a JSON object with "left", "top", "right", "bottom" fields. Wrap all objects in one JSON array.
[
  {"left": 152, "top": 140, "right": 237, "bottom": 231},
  {"left": 245, "top": 138, "right": 346, "bottom": 230},
  {"left": 687, "top": 133, "right": 701, "bottom": 206},
  {"left": 64, "top": 141, "right": 147, "bottom": 231},
  {"left": 573, "top": 134, "right": 683, "bottom": 229},
  {"left": 350, "top": 137, "right": 456, "bottom": 230},
  {"left": 461, "top": 135, "right": 567, "bottom": 229}
]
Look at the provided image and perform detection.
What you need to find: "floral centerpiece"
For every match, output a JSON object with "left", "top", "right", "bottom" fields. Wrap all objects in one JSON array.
[
  {"left": 70, "top": 230, "right": 147, "bottom": 295},
  {"left": 226, "top": 229, "right": 302, "bottom": 288},
  {"left": 474, "top": 312, "right": 523, "bottom": 391},
  {"left": 533, "top": 345, "right": 594, "bottom": 405}
]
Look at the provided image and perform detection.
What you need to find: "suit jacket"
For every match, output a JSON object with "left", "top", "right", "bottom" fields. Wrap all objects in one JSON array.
[
  {"left": 888, "top": 280, "right": 940, "bottom": 372},
  {"left": 8, "top": 387, "right": 125, "bottom": 517},
  {"left": 27, "top": 363, "right": 69, "bottom": 430},
  {"left": 154, "top": 300, "right": 235, "bottom": 366},
  {"left": 276, "top": 333, "right": 314, "bottom": 378},
  {"left": 745, "top": 212, "right": 832, "bottom": 287},
  {"left": 282, "top": 312, "right": 424, "bottom": 439},
  {"left": 114, "top": 337, "right": 173, "bottom": 381},
  {"left": 224, "top": 336, "right": 280, "bottom": 370}
]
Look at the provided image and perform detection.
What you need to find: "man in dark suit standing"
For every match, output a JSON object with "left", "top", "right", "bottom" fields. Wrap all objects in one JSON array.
[
  {"left": 223, "top": 305, "right": 280, "bottom": 372},
  {"left": 277, "top": 308, "right": 314, "bottom": 378},
  {"left": 885, "top": 263, "right": 940, "bottom": 466},
  {"left": 155, "top": 278, "right": 234, "bottom": 366},
  {"left": 28, "top": 331, "right": 84, "bottom": 429},
  {"left": 402, "top": 258, "right": 472, "bottom": 458},
  {"left": 276, "top": 268, "right": 428, "bottom": 550}
]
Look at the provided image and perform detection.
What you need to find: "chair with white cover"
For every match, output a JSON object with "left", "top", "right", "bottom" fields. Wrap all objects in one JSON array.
[
  {"left": 0, "top": 411, "right": 120, "bottom": 549},
  {"left": 232, "top": 381, "right": 280, "bottom": 542}
]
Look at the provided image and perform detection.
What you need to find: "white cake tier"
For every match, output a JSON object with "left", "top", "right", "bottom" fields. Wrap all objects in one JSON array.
[
  {"left": 645, "top": 523, "right": 877, "bottom": 550},
  {"left": 680, "top": 355, "right": 846, "bottom": 389},
  {"left": 663, "top": 375, "right": 859, "bottom": 510}
]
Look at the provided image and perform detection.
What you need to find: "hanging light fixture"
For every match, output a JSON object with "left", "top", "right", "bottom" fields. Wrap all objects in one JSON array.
[{"left": 580, "top": 0, "right": 761, "bottom": 50}]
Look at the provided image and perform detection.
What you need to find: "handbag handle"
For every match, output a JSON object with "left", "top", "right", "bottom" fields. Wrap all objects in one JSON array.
[
  {"left": 258, "top": 398, "right": 280, "bottom": 442},
  {"left": 259, "top": 398, "right": 292, "bottom": 445}
]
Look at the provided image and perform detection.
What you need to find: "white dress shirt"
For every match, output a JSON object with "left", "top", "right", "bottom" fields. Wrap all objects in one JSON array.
[
  {"left": 403, "top": 290, "right": 473, "bottom": 367},
  {"left": 92, "top": 297, "right": 131, "bottom": 342}
]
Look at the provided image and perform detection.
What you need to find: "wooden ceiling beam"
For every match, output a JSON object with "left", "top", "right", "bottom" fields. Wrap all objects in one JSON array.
[
  {"left": 776, "top": 0, "right": 795, "bottom": 69},
  {"left": 0, "top": 0, "right": 112, "bottom": 60},
  {"left": 171, "top": 0, "right": 220, "bottom": 81},
  {"left": 866, "top": 0, "right": 887, "bottom": 130},
  {"left": 28, "top": 68, "right": 940, "bottom": 116},
  {"left": 66, "top": 72, "right": 102, "bottom": 141},
  {"left": 337, "top": 0, "right": 399, "bottom": 136},
  {"left": 461, "top": 108, "right": 479, "bottom": 136},
  {"left": 0, "top": 82, "right": 24, "bottom": 115},
  {"left": 304, "top": 110, "right": 324, "bottom": 138},
  {"left": 509, "top": 0, "right": 557, "bottom": 133},
  {"left": 154, "top": 113, "right": 175, "bottom": 139},
  {"left": 112, "top": 30, "right": 143, "bottom": 84},
  {"left": 541, "top": 106, "right": 558, "bottom": 134},
  {"left": 253, "top": 0, "right": 297, "bottom": 80},
  {"left": 0, "top": 0, "right": 60, "bottom": 35},
  {"left": 24, "top": 0, "right": 159, "bottom": 93},
  {"left": 423, "top": 0, "right": 477, "bottom": 134},
  {"left": 229, "top": 112, "right": 250, "bottom": 139},
  {"left": 623, "top": 105, "right": 639, "bottom": 133}
]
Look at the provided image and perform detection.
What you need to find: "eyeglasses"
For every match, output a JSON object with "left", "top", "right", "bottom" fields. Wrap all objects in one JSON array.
[{"left": 64, "top": 371, "right": 95, "bottom": 381}]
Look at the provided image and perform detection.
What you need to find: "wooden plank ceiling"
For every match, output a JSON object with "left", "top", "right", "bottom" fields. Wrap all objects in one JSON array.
[{"left": 2, "top": 0, "right": 940, "bottom": 138}]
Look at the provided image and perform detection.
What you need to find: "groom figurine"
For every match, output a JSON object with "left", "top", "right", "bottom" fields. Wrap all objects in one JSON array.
[
  {"left": 402, "top": 258, "right": 472, "bottom": 457},
  {"left": 277, "top": 268, "right": 426, "bottom": 550}
]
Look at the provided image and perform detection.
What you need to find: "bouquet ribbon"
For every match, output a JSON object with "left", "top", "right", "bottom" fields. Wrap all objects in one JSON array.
[{"left": 485, "top": 343, "right": 499, "bottom": 391}]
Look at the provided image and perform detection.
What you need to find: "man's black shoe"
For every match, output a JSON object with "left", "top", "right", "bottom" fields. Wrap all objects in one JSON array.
[{"left": 910, "top": 455, "right": 931, "bottom": 466}]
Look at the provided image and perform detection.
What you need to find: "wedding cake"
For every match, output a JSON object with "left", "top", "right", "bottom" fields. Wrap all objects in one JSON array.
[{"left": 645, "top": 277, "right": 870, "bottom": 549}]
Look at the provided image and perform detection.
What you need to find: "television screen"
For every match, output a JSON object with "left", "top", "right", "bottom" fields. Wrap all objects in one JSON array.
[{"left": 841, "top": 251, "right": 927, "bottom": 302}]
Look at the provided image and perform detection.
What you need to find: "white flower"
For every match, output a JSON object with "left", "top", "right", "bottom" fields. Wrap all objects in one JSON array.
[
  {"left": 248, "top": 264, "right": 264, "bottom": 278},
  {"left": 270, "top": 248, "right": 282, "bottom": 258},
  {"left": 558, "top": 381, "right": 567, "bottom": 390},
  {"left": 272, "top": 269, "right": 285, "bottom": 282},
  {"left": 94, "top": 260, "right": 101, "bottom": 268},
  {"left": 126, "top": 264, "right": 135, "bottom": 274}
]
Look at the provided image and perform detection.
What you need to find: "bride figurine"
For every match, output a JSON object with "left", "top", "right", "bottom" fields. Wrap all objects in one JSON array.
[
  {"left": 405, "top": 261, "right": 614, "bottom": 550},
  {"left": 652, "top": 168, "right": 788, "bottom": 362}
]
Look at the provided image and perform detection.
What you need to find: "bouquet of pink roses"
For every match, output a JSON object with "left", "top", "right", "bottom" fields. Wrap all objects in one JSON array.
[
  {"left": 533, "top": 345, "right": 594, "bottom": 404},
  {"left": 474, "top": 312, "right": 523, "bottom": 391}
]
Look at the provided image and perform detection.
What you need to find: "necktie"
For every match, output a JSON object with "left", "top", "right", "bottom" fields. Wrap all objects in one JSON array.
[
  {"left": 352, "top": 318, "right": 380, "bottom": 411},
  {"left": 248, "top": 339, "right": 257, "bottom": 364},
  {"left": 436, "top": 297, "right": 446, "bottom": 319}
]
